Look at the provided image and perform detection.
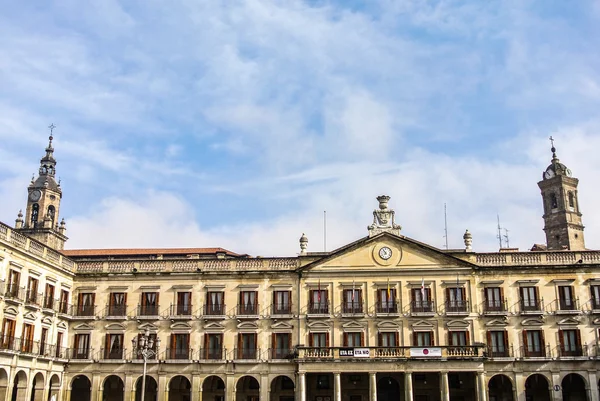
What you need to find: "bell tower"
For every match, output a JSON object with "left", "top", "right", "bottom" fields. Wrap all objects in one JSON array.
[
  {"left": 537, "top": 137, "right": 585, "bottom": 251},
  {"left": 15, "top": 125, "right": 68, "bottom": 250}
]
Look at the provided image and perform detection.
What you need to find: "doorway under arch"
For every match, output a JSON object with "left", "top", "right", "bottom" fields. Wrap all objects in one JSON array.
[
  {"left": 135, "top": 375, "right": 158, "bottom": 401},
  {"left": 202, "top": 375, "right": 225, "bottom": 401},
  {"left": 270, "top": 375, "right": 295, "bottom": 401},
  {"left": 525, "top": 374, "right": 551, "bottom": 401},
  {"left": 377, "top": 376, "right": 401, "bottom": 401},
  {"left": 103, "top": 375, "right": 124, "bottom": 401},
  {"left": 562, "top": 373, "right": 588, "bottom": 401},
  {"left": 31, "top": 372, "right": 45, "bottom": 401},
  {"left": 71, "top": 375, "right": 91, "bottom": 401},
  {"left": 169, "top": 376, "right": 191, "bottom": 401},
  {"left": 488, "top": 374, "right": 514, "bottom": 401},
  {"left": 0, "top": 369, "right": 8, "bottom": 401},
  {"left": 237, "top": 376, "right": 260, "bottom": 401},
  {"left": 11, "top": 370, "right": 27, "bottom": 401},
  {"left": 48, "top": 374, "right": 61, "bottom": 401}
]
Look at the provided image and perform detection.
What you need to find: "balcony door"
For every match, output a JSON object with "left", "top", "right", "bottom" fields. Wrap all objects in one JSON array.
[
  {"left": 520, "top": 287, "right": 539, "bottom": 310},
  {"left": 485, "top": 287, "right": 503, "bottom": 311},
  {"left": 273, "top": 291, "right": 291, "bottom": 314}
]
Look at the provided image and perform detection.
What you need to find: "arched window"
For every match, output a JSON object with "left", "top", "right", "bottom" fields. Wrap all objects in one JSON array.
[
  {"left": 47, "top": 205, "right": 56, "bottom": 228},
  {"left": 31, "top": 204, "right": 39, "bottom": 225},
  {"left": 568, "top": 192, "right": 575, "bottom": 210},
  {"left": 550, "top": 193, "right": 558, "bottom": 209}
]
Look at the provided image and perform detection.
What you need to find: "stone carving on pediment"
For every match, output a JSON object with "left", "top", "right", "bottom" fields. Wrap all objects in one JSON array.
[{"left": 368, "top": 196, "right": 401, "bottom": 237}]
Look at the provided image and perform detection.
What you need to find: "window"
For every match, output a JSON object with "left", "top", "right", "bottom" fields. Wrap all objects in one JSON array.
[
  {"left": 26, "top": 277, "right": 39, "bottom": 304},
  {"left": 487, "top": 331, "right": 509, "bottom": 357},
  {"left": 59, "top": 289, "right": 69, "bottom": 314},
  {"left": 31, "top": 203, "right": 39, "bottom": 225},
  {"left": 378, "top": 332, "right": 399, "bottom": 347},
  {"left": 73, "top": 334, "right": 90, "bottom": 359},
  {"left": 77, "top": 293, "right": 95, "bottom": 316},
  {"left": 377, "top": 288, "right": 397, "bottom": 313},
  {"left": 108, "top": 292, "right": 127, "bottom": 316},
  {"left": 449, "top": 331, "right": 469, "bottom": 347},
  {"left": 411, "top": 288, "right": 432, "bottom": 312},
  {"left": 206, "top": 291, "right": 224, "bottom": 315},
  {"left": 523, "top": 330, "right": 545, "bottom": 357},
  {"left": 558, "top": 286, "right": 576, "bottom": 310},
  {"left": 7, "top": 270, "right": 20, "bottom": 298},
  {"left": 40, "top": 328, "right": 48, "bottom": 356},
  {"left": 273, "top": 291, "right": 291, "bottom": 314},
  {"left": 55, "top": 332, "right": 64, "bottom": 358},
  {"left": 239, "top": 291, "right": 258, "bottom": 315},
  {"left": 104, "top": 334, "right": 124, "bottom": 359},
  {"left": 1, "top": 319, "right": 16, "bottom": 349},
  {"left": 237, "top": 333, "right": 257, "bottom": 359},
  {"left": 591, "top": 285, "right": 600, "bottom": 309},
  {"left": 568, "top": 192, "right": 575, "bottom": 210},
  {"left": 550, "top": 193, "right": 558, "bottom": 209},
  {"left": 310, "top": 333, "right": 329, "bottom": 348},
  {"left": 446, "top": 287, "right": 467, "bottom": 312},
  {"left": 204, "top": 334, "right": 223, "bottom": 359},
  {"left": 272, "top": 333, "right": 291, "bottom": 359},
  {"left": 559, "top": 329, "right": 582, "bottom": 356},
  {"left": 343, "top": 332, "right": 363, "bottom": 347},
  {"left": 343, "top": 289, "right": 363, "bottom": 313},
  {"left": 175, "top": 292, "right": 192, "bottom": 315},
  {"left": 309, "top": 289, "right": 328, "bottom": 314},
  {"left": 140, "top": 292, "right": 159, "bottom": 316},
  {"left": 413, "top": 331, "right": 433, "bottom": 346},
  {"left": 21, "top": 323, "right": 34, "bottom": 352},
  {"left": 484, "top": 287, "right": 504, "bottom": 312},
  {"left": 520, "top": 287, "right": 540, "bottom": 311},
  {"left": 169, "top": 333, "right": 190, "bottom": 359},
  {"left": 44, "top": 283, "right": 55, "bottom": 309},
  {"left": 47, "top": 205, "right": 56, "bottom": 227}
]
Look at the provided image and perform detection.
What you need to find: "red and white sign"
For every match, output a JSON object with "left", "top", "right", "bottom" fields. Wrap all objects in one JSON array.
[{"left": 410, "top": 347, "right": 442, "bottom": 357}]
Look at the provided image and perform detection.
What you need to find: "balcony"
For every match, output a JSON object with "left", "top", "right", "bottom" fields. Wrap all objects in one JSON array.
[
  {"left": 519, "top": 299, "right": 544, "bottom": 314},
  {"left": 101, "top": 348, "right": 127, "bottom": 360},
  {"left": 67, "top": 348, "right": 92, "bottom": 360},
  {"left": 234, "top": 348, "right": 258, "bottom": 360},
  {"left": 136, "top": 305, "right": 160, "bottom": 319},
  {"left": 57, "top": 301, "right": 69, "bottom": 315},
  {"left": 237, "top": 303, "right": 259, "bottom": 318},
  {"left": 269, "top": 348, "right": 294, "bottom": 360},
  {"left": 375, "top": 302, "right": 399, "bottom": 316},
  {"left": 203, "top": 304, "right": 226, "bottom": 319},
  {"left": 165, "top": 348, "right": 193, "bottom": 361},
  {"left": 168, "top": 304, "right": 193, "bottom": 319},
  {"left": 43, "top": 296, "right": 56, "bottom": 311},
  {"left": 341, "top": 302, "right": 364, "bottom": 316},
  {"left": 410, "top": 300, "right": 435, "bottom": 316},
  {"left": 520, "top": 344, "right": 549, "bottom": 358},
  {"left": 486, "top": 345, "right": 513, "bottom": 359},
  {"left": 307, "top": 302, "right": 330, "bottom": 316},
  {"left": 25, "top": 291, "right": 43, "bottom": 309},
  {"left": 105, "top": 304, "right": 128, "bottom": 319},
  {"left": 297, "top": 346, "right": 485, "bottom": 360},
  {"left": 4, "top": 285, "right": 25, "bottom": 303},
  {"left": 445, "top": 300, "right": 469, "bottom": 315},
  {"left": 558, "top": 345, "right": 586, "bottom": 358},
  {"left": 555, "top": 298, "right": 580, "bottom": 314},
  {"left": 481, "top": 299, "right": 508, "bottom": 315},
  {"left": 71, "top": 304, "right": 96, "bottom": 319},
  {"left": 198, "top": 348, "right": 224, "bottom": 360},
  {"left": 271, "top": 303, "right": 293, "bottom": 317}
]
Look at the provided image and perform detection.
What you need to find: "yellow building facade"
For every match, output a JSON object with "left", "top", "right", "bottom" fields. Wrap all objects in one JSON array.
[{"left": 0, "top": 138, "right": 599, "bottom": 401}]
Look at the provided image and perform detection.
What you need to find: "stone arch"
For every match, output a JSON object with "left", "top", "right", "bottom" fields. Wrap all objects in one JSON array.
[
  {"left": 270, "top": 375, "right": 295, "bottom": 401},
  {"left": 202, "top": 376, "right": 225, "bottom": 401},
  {"left": 103, "top": 375, "right": 125, "bottom": 401},
  {"left": 488, "top": 374, "right": 514, "bottom": 401},
  {"left": 134, "top": 375, "right": 158, "bottom": 401},
  {"left": 70, "top": 375, "right": 92, "bottom": 401},
  {"left": 31, "top": 372, "right": 45, "bottom": 401},
  {"left": 48, "top": 374, "right": 61, "bottom": 401},
  {"left": 11, "top": 370, "right": 27, "bottom": 401},
  {"left": 0, "top": 369, "right": 8, "bottom": 401},
  {"left": 168, "top": 375, "right": 191, "bottom": 401},
  {"left": 562, "top": 373, "right": 588, "bottom": 401},
  {"left": 237, "top": 376, "right": 260, "bottom": 401},
  {"left": 377, "top": 376, "right": 401, "bottom": 401},
  {"left": 525, "top": 374, "right": 551, "bottom": 401}
]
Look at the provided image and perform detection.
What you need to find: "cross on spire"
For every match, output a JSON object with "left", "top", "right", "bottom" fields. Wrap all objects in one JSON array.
[
  {"left": 549, "top": 136, "right": 554, "bottom": 148},
  {"left": 48, "top": 123, "right": 56, "bottom": 135}
]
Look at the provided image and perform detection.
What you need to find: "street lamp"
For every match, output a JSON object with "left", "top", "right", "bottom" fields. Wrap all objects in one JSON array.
[{"left": 132, "top": 330, "right": 160, "bottom": 401}]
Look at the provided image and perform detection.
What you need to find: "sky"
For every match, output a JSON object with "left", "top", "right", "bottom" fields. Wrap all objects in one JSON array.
[{"left": 1, "top": 0, "right": 600, "bottom": 256}]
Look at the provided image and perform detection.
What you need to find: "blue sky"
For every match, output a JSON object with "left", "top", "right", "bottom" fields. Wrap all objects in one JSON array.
[{"left": 1, "top": 0, "right": 599, "bottom": 255}]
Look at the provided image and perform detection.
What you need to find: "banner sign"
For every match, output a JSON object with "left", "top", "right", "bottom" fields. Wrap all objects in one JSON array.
[
  {"left": 339, "top": 348, "right": 371, "bottom": 357},
  {"left": 410, "top": 347, "right": 442, "bottom": 357}
]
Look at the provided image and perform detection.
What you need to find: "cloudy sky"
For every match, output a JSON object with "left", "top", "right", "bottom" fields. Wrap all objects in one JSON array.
[{"left": 1, "top": 1, "right": 599, "bottom": 256}]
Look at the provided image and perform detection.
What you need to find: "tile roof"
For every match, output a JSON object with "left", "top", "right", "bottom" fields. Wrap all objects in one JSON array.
[{"left": 61, "top": 247, "right": 242, "bottom": 257}]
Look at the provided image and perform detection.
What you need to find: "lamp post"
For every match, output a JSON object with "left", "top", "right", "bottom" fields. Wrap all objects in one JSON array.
[{"left": 132, "top": 330, "right": 160, "bottom": 401}]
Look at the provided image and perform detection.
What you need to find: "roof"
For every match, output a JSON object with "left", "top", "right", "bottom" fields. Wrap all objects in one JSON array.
[{"left": 61, "top": 247, "right": 243, "bottom": 257}]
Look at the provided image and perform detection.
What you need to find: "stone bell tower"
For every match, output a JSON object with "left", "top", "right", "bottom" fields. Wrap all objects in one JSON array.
[
  {"left": 15, "top": 125, "right": 68, "bottom": 250},
  {"left": 537, "top": 137, "right": 585, "bottom": 251}
]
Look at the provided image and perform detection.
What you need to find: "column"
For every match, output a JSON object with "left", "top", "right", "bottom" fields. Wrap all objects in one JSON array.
[
  {"left": 440, "top": 373, "right": 449, "bottom": 401},
  {"left": 297, "top": 373, "right": 306, "bottom": 401},
  {"left": 260, "top": 375, "right": 269, "bottom": 401},
  {"left": 588, "top": 372, "right": 599, "bottom": 401},
  {"left": 226, "top": 375, "right": 235, "bottom": 401},
  {"left": 369, "top": 373, "right": 377, "bottom": 401},
  {"left": 334, "top": 374, "right": 341, "bottom": 401},
  {"left": 192, "top": 376, "right": 202, "bottom": 401},
  {"left": 476, "top": 372, "right": 487, "bottom": 401},
  {"left": 552, "top": 373, "right": 563, "bottom": 401},
  {"left": 124, "top": 375, "right": 135, "bottom": 401},
  {"left": 157, "top": 376, "right": 168, "bottom": 401},
  {"left": 91, "top": 375, "right": 102, "bottom": 401},
  {"left": 405, "top": 373, "right": 413, "bottom": 401},
  {"left": 515, "top": 373, "right": 526, "bottom": 401},
  {"left": 63, "top": 389, "right": 71, "bottom": 401}
]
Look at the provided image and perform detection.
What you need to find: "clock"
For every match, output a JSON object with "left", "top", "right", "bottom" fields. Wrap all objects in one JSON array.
[
  {"left": 29, "top": 190, "right": 41, "bottom": 202},
  {"left": 379, "top": 246, "right": 392, "bottom": 260},
  {"left": 565, "top": 168, "right": 572, "bottom": 177},
  {"left": 543, "top": 169, "right": 555, "bottom": 179}
]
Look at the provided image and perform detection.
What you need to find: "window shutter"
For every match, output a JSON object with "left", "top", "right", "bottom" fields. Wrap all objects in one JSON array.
[
  {"left": 394, "top": 332, "right": 399, "bottom": 346},
  {"left": 272, "top": 333, "right": 277, "bottom": 350},
  {"left": 376, "top": 289, "right": 381, "bottom": 304},
  {"left": 343, "top": 333, "right": 348, "bottom": 347},
  {"left": 429, "top": 331, "right": 434, "bottom": 346},
  {"left": 123, "top": 293, "right": 128, "bottom": 307},
  {"left": 412, "top": 331, "right": 418, "bottom": 346},
  {"left": 522, "top": 330, "right": 528, "bottom": 350},
  {"left": 411, "top": 289, "right": 416, "bottom": 302},
  {"left": 460, "top": 288, "right": 466, "bottom": 300},
  {"left": 326, "top": 333, "right": 330, "bottom": 348},
  {"left": 91, "top": 293, "right": 96, "bottom": 305},
  {"left": 503, "top": 331, "right": 509, "bottom": 352},
  {"left": 287, "top": 333, "right": 292, "bottom": 351},
  {"left": 253, "top": 291, "right": 258, "bottom": 305},
  {"left": 308, "top": 333, "right": 314, "bottom": 347},
  {"left": 499, "top": 287, "right": 504, "bottom": 301},
  {"left": 427, "top": 288, "right": 432, "bottom": 301},
  {"left": 447, "top": 330, "right": 451, "bottom": 346},
  {"left": 360, "top": 331, "right": 365, "bottom": 346},
  {"left": 358, "top": 290, "right": 363, "bottom": 305},
  {"left": 203, "top": 335, "right": 209, "bottom": 358},
  {"left": 104, "top": 334, "right": 110, "bottom": 354},
  {"left": 155, "top": 293, "right": 159, "bottom": 308},
  {"left": 445, "top": 288, "right": 450, "bottom": 303},
  {"left": 558, "top": 330, "right": 565, "bottom": 351},
  {"left": 465, "top": 330, "right": 470, "bottom": 346},
  {"left": 486, "top": 331, "right": 492, "bottom": 346},
  {"left": 575, "top": 330, "right": 581, "bottom": 349},
  {"left": 540, "top": 330, "right": 545, "bottom": 348},
  {"left": 378, "top": 333, "right": 383, "bottom": 346},
  {"left": 324, "top": 290, "right": 329, "bottom": 304}
]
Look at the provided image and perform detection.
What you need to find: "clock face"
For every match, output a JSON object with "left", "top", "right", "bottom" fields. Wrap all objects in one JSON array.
[
  {"left": 544, "top": 169, "right": 555, "bottom": 179},
  {"left": 379, "top": 246, "right": 392, "bottom": 260},
  {"left": 565, "top": 169, "right": 572, "bottom": 177},
  {"left": 29, "top": 190, "right": 41, "bottom": 202}
]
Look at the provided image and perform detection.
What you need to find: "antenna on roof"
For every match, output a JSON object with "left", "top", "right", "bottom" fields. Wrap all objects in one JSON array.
[
  {"left": 503, "top": 228, "right": 510, "bottom": 248},
  {"left": 497, "top": 214, "right": 503, "bottom": 249},
  {"left": 443, "top": 203, "right": 449, "bottom": 250}
]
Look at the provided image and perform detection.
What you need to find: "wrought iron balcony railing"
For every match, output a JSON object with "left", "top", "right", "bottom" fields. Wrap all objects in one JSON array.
[
  {"left": 237, "top": 303, "right": 259, "bottom": 316},
  {"left": 307, "top": 302, "right": 330, "bottom": 315},
  {"left": 375, "top": 302, "right": 399, "bottom": 314},
  {"left": 411, "top": 300, "right": 435, "bottom": 314},
  {"left": 203, "top": 304, "right": 226, "bottom": 316},
  {"left": 169, "top": 304, "right": 193, "bottom": 317},
  {"left": 481, "top": 299, "right": 507, "bottom": 314},
  {"left": 105, "top": 304, "right": 128, "bottom": 318},
  {"left": 445, "top": 300, "right": 469, "bottom": 314},
  {"left": 341, "top": 302, "right": 364, "bottom": 314},
  {"left": 137, "top": 305, "right": 160, "bottom": 317},
  {"left": 198, "top": 347, "right": 224, "bottom": 360},
  {"left": 271, "top": 303, "right": 292, "bottom": 315},
  {"left": 165, "top": 348, "right": 193, "bottom": 360},
  {"left": 234, "top": 347, "right": 259, "bottom": 360},
  {"left": 101, "top": 347, "right": 127, "bottom": 360},
  {"left": 520, "top": 299, "right": 544, "bottom": 313}
]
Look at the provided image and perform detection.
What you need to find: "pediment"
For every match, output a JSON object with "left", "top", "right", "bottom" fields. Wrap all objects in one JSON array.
[
  {"left": 377, "top": 321, "right": 400, "bottom": 330},
  {"left": 300, "top": 232, "right": 475, "bottom": 272},
  {"left": 521, "top": 318, "right": 544, "bottom": 327},
  {"left": 204, "top": 322, "right": 225, "bottom": 332},
  {"left": 412, "top": 320, "right": 434, "bottom": 328},
  {"left": 41, "top": 317, "right": 53, "bottom": 326},
  {"left": 73, "top": 323, "right": 94, "bottom": 331},
  {"left": 485, "top": 319, "right": 508, "bottom": 327},
  {"left": 57, "top": 321, "right": 67, "bottom": 329},
  {"left": 138, "top": 323, "right": 158, "bottom": 332},
  {"left": 271, "top": 321, "right": 294, "bottom": 331},
  {"left": 237, "top": 322, "right": 259, "bottom": 331},
  {"left": 447, "top": 320, "right": 470, "bottom": 328},
  {"left": 558, "top": 317, "right": 580, "bottom": 326},
  {"left": 307, "top": 321, "right": 331, "bottom": 330},
  {"left": 23, "top": 312, "right": 37, "bottom": 322},
  {"left": 170, "top": 322, "right": 192, "bottom": 331},
  {"left": 3, "top": 306, "right": 18, "bottom": 316},
  {"left": 105, "top": 323, "right": 126, "bottom": 331},
  {"left": 593, "top": 318, "right": 600, "bottom": 325},
  {"left": 342, "top": 321, "right": 366, "bottom": 330}
]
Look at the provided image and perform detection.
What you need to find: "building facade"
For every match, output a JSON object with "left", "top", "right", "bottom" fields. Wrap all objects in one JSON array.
[{"left": 0, "top": 138, "right": 599, "bottom": 401}]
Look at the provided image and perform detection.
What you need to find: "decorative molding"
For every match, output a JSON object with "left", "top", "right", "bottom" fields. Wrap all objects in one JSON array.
[
  {"left": 521, "top": 318, "right": 544, "bottom": 326},
  {"left": 105, "top": 323, "right": 126, "bottom": 332},
  {"left": 341, "top": 321, "right": 365, "bottom": 330},
  {"left": 485, "top": 318, "right": 508, "bottom": 327},
  {"left": 73, "top": 323, "right": 94, "bottom": 331},
  {"left": 3, "top": 306, "right": 18, "bottom": 316}
]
